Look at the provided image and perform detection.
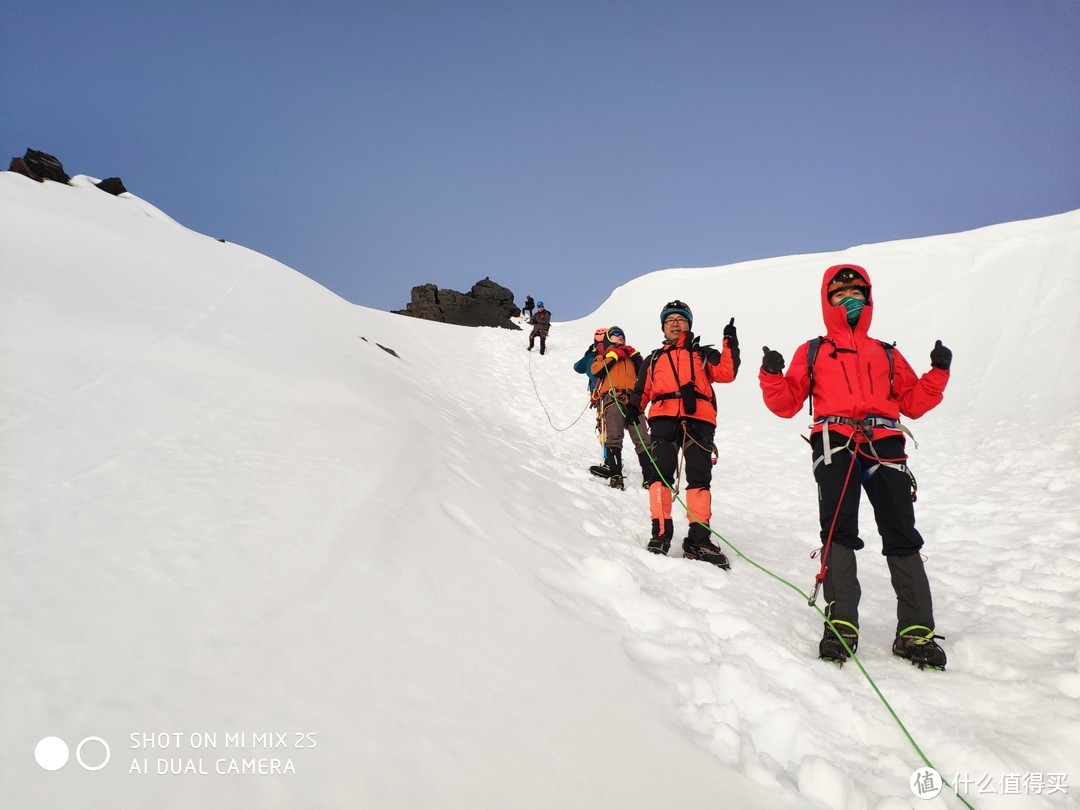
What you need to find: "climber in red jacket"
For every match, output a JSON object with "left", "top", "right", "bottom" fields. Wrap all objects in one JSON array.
[{"left": 759, "top": 264, "right": 953, "bottom": 670}]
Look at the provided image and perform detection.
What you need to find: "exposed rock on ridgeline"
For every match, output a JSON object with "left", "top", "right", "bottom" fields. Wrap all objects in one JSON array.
[{"left": 393, "top": 277, "right": 521, "bottom": 330}]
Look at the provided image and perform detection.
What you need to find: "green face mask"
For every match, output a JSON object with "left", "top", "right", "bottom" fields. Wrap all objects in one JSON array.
[{"left": 841, "top": 296, "right": 865, "bottom": 325}]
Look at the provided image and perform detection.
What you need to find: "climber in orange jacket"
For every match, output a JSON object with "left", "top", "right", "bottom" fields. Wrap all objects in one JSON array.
[
  {"left": 624, "top": 300, "right": 739, "bottom": 568},
  {"left": 588, "top": 326, "right": 653, "bottom": 490}
]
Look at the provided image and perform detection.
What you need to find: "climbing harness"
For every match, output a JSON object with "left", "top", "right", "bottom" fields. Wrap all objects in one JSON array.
[
  {"left": 814, "top": 414, "right": 918, "bottom": 466},
  {"left": 808, "top": 422, "right": 920, "bottom": 606}
]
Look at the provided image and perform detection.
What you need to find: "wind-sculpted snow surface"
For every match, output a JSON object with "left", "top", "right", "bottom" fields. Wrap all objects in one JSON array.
[
  {"left": 2, "top": 172, "right": 1078, "bottom": 808},
  {"left": 502, "top": 326, "right": 1080, "bottom": 810}
]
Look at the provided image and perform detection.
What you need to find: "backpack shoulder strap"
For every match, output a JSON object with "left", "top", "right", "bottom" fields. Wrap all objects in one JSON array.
[
  {"left": 806, "top": 337, "right": 823, "bottom": 415},
  {"left": 880, "top": 340, "right": 896, "bottom": 398},
  {"left": 643, "top": 347, "right": 663, "bottom": 385},
  {"left": 630, "top": 347, "right": 664, "bottom": 404}
]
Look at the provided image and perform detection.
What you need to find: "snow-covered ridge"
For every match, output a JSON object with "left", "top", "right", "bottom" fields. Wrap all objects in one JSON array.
[{"left": 2, "top": 173, "right": 1078, "bottom": 808}]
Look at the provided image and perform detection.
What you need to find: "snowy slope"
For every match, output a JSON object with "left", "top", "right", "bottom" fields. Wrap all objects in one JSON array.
[{"left": 1, "top": 172, "right": 1078, "bottom": 809}]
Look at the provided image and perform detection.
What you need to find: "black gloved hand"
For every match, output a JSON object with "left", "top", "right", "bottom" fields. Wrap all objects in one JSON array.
[
  {"left": 697, "top": 344, "right": 722, "bottom": 365},
  {"left": 622, "top": 402, "right": 640, "bottom": 423},
  {"left": 930, "top": 339, "right": 952, "bottom": 370},
  {"left": 723, "top": 317, "right": 738, "bottom": 344},
  {"left": 761, "top": 346, "right": 785, "bottom": 375}
]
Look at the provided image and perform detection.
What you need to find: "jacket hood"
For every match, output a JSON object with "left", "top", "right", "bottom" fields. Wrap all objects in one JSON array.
[{"left": 821, "top": 263, "right": 873, "bottom": 336}]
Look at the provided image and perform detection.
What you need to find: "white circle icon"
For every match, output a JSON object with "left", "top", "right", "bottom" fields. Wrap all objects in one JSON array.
[
  {"left": 76, "top": 737, "right": 111, "bottom": 771},
  {"left": 910, "top": 767, "right": 943, "bottom": 799},
  {"left": 35, "top": 737, "right": 70, "bottom": 771}
]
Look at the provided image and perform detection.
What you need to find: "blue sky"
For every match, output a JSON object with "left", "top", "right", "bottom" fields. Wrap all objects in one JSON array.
[{"left": 4, "top": 1, "right": 1078, "bottom": 320}]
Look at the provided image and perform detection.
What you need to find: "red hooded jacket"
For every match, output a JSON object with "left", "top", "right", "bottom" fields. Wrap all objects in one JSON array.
[{"left": 758, "top": 264, "right": 949, "bottom": 439}]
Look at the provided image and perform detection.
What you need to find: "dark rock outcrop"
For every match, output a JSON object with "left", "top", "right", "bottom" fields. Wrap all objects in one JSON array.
[
  {"left": 8, "top": 149, "right": 128, "bottom": 195},
  {"left": 9, "top": 149, "right": 70, "bottom": 184},
  {"left": 95, "top": 177, "right": 128, "bottom": 195},
  {"left": 393, "top": 277, "right": 521, "bottom": 330}
]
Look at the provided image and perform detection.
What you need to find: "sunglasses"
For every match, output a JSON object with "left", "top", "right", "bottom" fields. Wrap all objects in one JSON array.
[{"left": 609, "top": 330, "right": 624, "bottom": 338}]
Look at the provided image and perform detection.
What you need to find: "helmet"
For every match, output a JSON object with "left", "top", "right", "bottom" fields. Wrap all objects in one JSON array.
[
  {"left": 660, "top": 300, "right": 692, "bottom": 328},
  {"left": 537, "top": 301, "right": 544, "bottom": 307},
  {"left": 607, "top": 325, "right": 625, "bottom": 341}
]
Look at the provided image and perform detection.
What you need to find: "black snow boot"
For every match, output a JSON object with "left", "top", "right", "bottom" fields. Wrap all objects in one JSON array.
[
  {"left": 886, "top": 551, "right": 944, "bottom": 669},
  {"left": 647, "top": 518, "right": 673, "bottom": 555},
  {"left": 682, "top": 523, "right": 730, "bottom": 570},
  {"left": 590, "top": 447, "right": 621, "bottom": 480},
  {"left": 887, "top": 552, "right": 936, "bottom": 639},
  {"left": 607, "top": 449, "right": 625, "bottom": 489},
  {"left": 818, "top": 620, "right": 859, "bottom": 663},
  {"left": 818, "top": 544, "right": 860, "bottom": 662},
  {"left": 822, "top": 543, "right": 861, "bottom": 631},
  {"left": 892, "top": 626, "right": 947, "bottom": 670}
]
